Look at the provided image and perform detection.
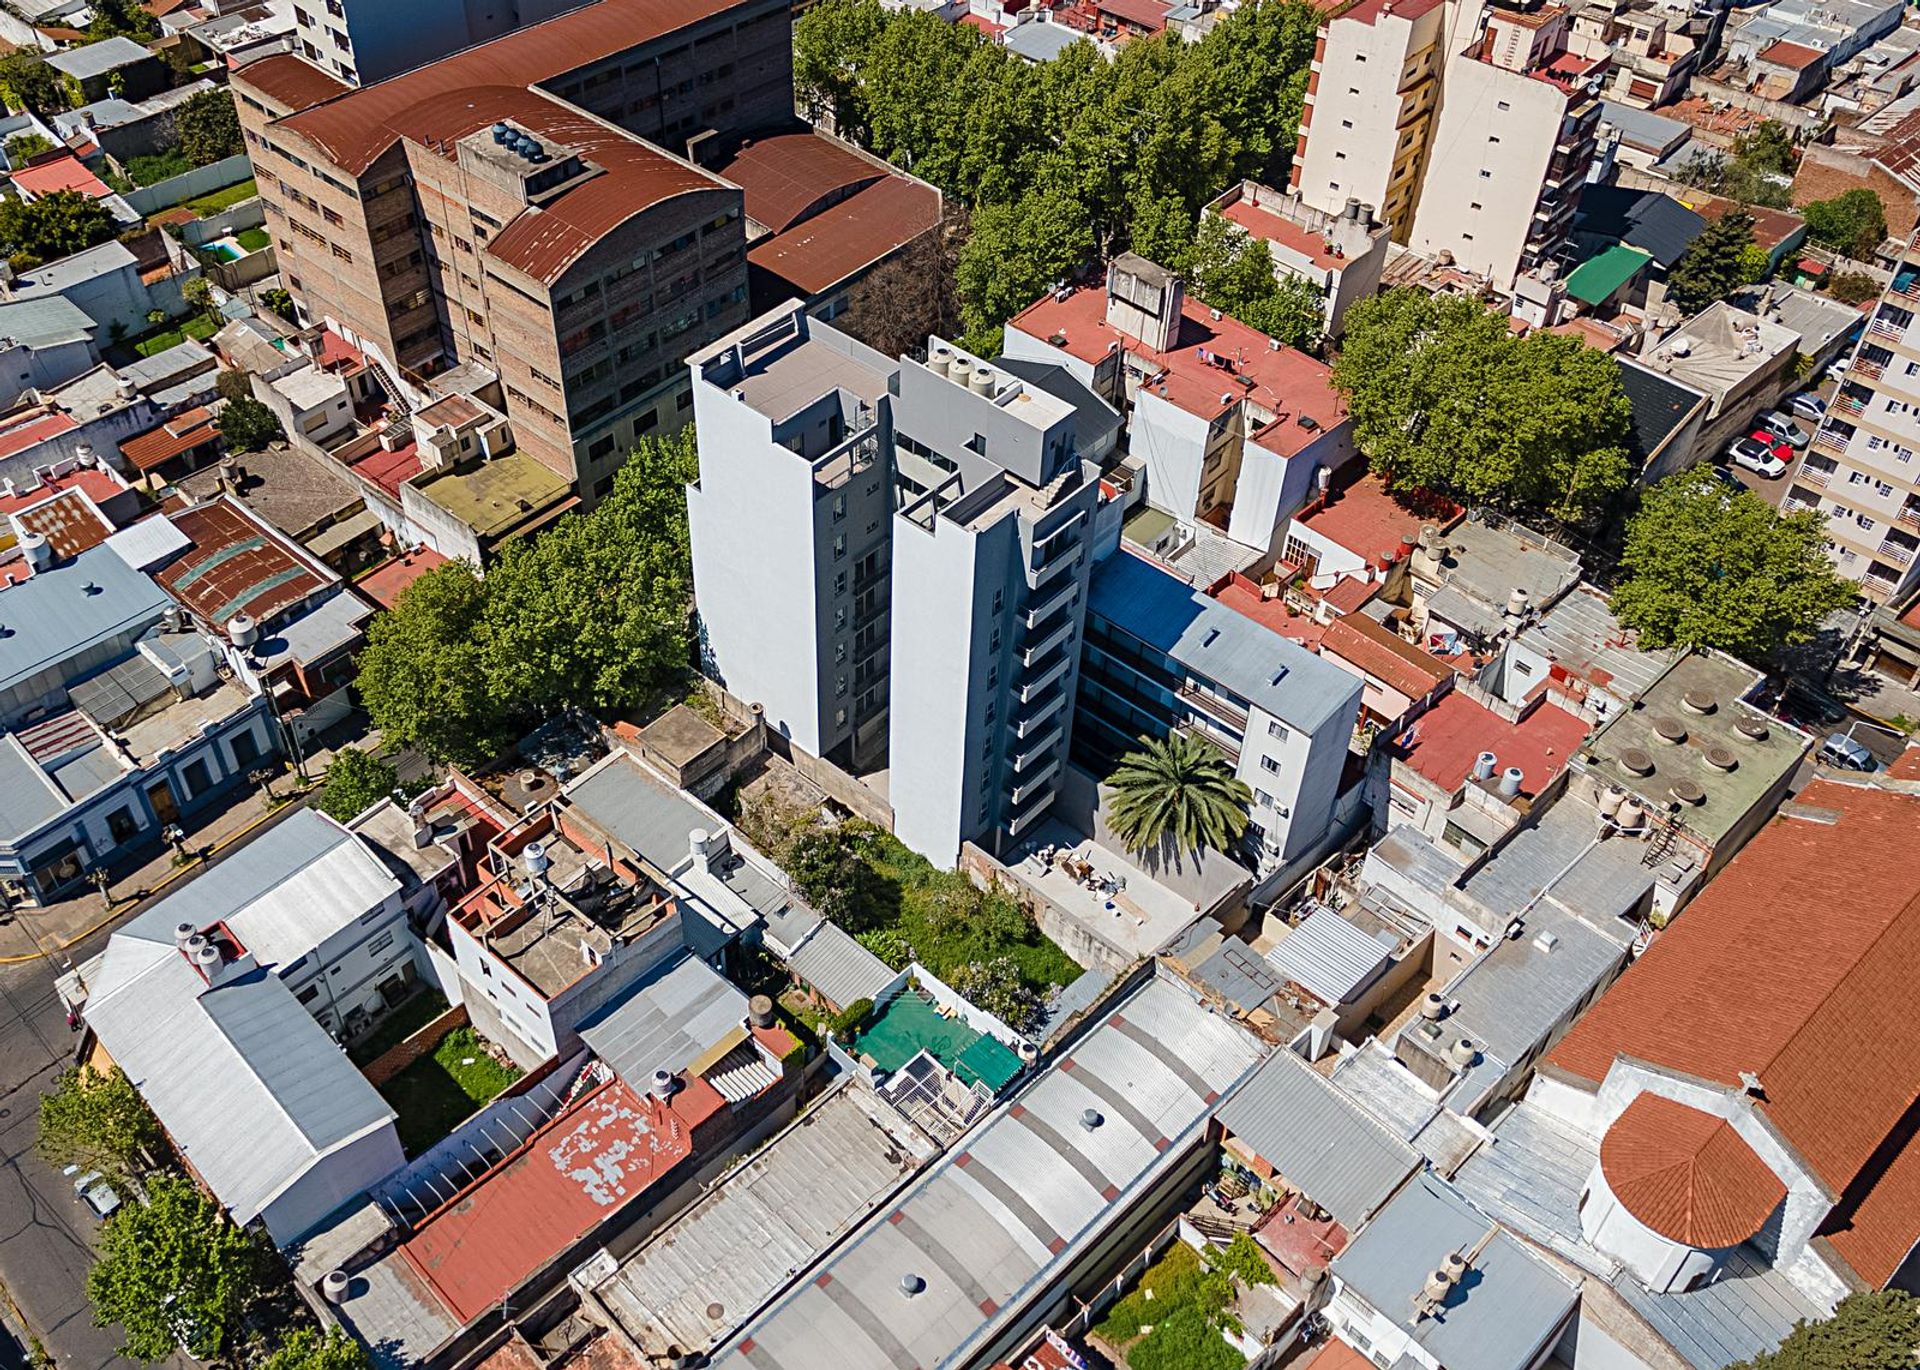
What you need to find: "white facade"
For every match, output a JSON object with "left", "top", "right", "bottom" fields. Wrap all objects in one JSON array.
[
  {"left": 288, "top": 0, "right": 581, "bottom": 84},
  {"left": 1791, "top": 235, "right": 1920, "bottom": 603}
]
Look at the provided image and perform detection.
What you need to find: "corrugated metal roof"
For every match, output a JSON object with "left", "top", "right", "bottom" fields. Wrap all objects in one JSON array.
[
  {"left": 104, "top": 513, "right": 192, "bottom": 571},
  {"left": 563, "top": 753, "right": 712, "bottom": 873},
  {"left": 786, "top": 919, "right": 894, "bottom": 1011},
  {"left": 84, "top": 940, "right": 396, "bottom": 1227},
  {"left": 1215, "top": 1052, "right": 1417, "bottom": 1230},
  {"left": 1330, "top": 1172, "right": 1578, "bottom": 1370},
  {"left": 0, "top": 733, "right": 66, "bottom": 839},
  {"left": 580, "top": 951, "right": 749, "bottom": 1088},
  {"left": 712, "top": 972, "right": 1266, "bottom": 1370},
  {"left": 117, "top": 807, "right": 400, "bottom": 969},
  {"left": 1266, "top": 906, "right": 1396, "bottom": 1007}
]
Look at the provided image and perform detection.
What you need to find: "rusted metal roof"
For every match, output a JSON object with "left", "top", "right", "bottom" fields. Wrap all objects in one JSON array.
[
  {"left": 151, "top": 498, "right": 329, "bottom": 629},
  {"left": 746, "top": 173, "right": 940, "bottom": 297},
  {"left": 716, "top": 133, "right": 885, "bottom": 233},
  {"left": 232, "top": 52, "right": 352, "bottom": 113}
]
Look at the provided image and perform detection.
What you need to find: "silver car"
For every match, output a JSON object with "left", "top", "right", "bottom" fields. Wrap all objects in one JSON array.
[
  {"left": 1758, "top": 410, "right": 1809, "bottom": 447},
  {"left": 1819, "top": 732, "right": 1876, "bottom": 772}
]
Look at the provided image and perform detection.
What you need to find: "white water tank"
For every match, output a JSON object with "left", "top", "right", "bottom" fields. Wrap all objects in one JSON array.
[{"left": 226, "top": 613, "right": 258, "bottom": 648}]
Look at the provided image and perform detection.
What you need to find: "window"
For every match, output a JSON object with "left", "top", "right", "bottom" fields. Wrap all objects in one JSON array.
[
  {"left": 106, "top": 806, "right": 137, "bottom": 841},
  {"left": 1340, "top": 119, "right": 1353, "bottom": 129},
  {"left": 1497, "top": 99, "right": 1511, "bottom": 110},
  {"left": 1267, "top": 721, "right": 1289, "bottom": 742},
  {"left": 331, "top": 243, "right": 353, "bottom": 263},
  {"left": 183, "top": 758, "right": 213, "bottom": 795},
  {"left": 1857, "top": 512, "right": 1877, "bottom": 530},
  {"left": 368, "top": 930, "right": 395, "bottom": 956},
  {"left": 834, "top": 570, "right": 847, "bottom": 595},
  {"left": 1478, "top": 169, "right": 1492, "bottom": 179},
  {"left": 297, "top": 985, "right": 320, "bottom": 1005},
  {"left": 1260, "top": 756, "right": 1280, "bottom": 774},
  {"left": 1254, "top": 788, "right": 1274, "bottom": 807},
  {"left": 1876, "top": 480, "right": 1895, "bottom": 497}
]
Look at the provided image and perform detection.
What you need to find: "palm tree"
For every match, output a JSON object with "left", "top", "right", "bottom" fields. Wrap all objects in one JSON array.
[{"left": 1104, "top": 731, "right": 1252, "bottom": 861}]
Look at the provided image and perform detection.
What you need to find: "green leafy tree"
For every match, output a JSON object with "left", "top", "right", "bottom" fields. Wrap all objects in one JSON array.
[
  {"left": 1182, "top": 211, "right": 1324, "bottom": 350},
  {"left": 1732, "top": 120, "right": 1796, "bottom": 176},
  {"left": 955, "top": 191, "right": 1093, "bottom": 351},
  {"left": 794, "top": 0, "right": 890, "bottom": 137},
  {"left": 262, "top": 286, "right": 296, "bottom": 322},
  {"left": 1667, "top": 210, "right": 1760, "bottom": 315},
  {"left": 259, "top": 1328, "right": 372, "bottom": 1370},
  {"left": 3, "top": 132, "right": 51, "bottom": 166},
  {"left": 86, "top": 1176, "right": 262, "bottom": 1363},
  {"left": 1209, "top": 1231, "right": 1277, "bottom": 1287},
  {"left": 785, "top": 825, "right": 891, "bottom": 931},
  {"left": 1801, "top": 189, "right": 1888, "bottom": 260},
  {"left": 0, "top": 53, "right": 67, "bottom": 119},
  {"left": 175, "top": 89, "right": 243, "bottom": 165},
  {"left": 215, "top": 368, "right": 252, "bottom": 404},
  {"left": 1728, "top": 1291, "right": 1920, "bottom": 1370},
  {"left": 215, "top": 395, "right": 281, "bottom": 453},
  {"left": 87, "top": 0, "right": 157, "bottom": 39},
  {"left": 949, "top": 955, "right": 1040, "bottom": 1031},
  {"left": 1673, "top": 148, "right": 1792, "bottom": 209},
  {"left": 1827, "top": 269, "right": 1881, "bottom": 306},
  {"left": 1611, "top": 467, "right": 1856, "bottom": 661},
  {"left": 355, "top": 560, "right": 508, "bottom": 765},
  {"left": 37, "top": 1066, "right": 162, "bottom": 1185},
  {"left": 0, "top": 191, "right": 115, "bottom": 265},
  {"left": 314, "top": 748, "right": 398, "bottom": 822},
  {"left": 1332, "top": 289, "right": 1629, "bottom": 521},
  {"left": 1105, "top": 731, "right": 1252, "bottom": 861},
  {"left": 182, "top": 275, "right": 217, "bottom": 324}
]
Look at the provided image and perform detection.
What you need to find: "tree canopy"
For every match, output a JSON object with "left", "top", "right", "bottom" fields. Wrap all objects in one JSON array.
[
  {"left": 1731, "top": 120, "right": 1796, "bottom": 177},
  {"left": 1672, "top": 148, "right": 1791, "bottom": 210},
  {"left": 1331, "top": 289, "right": 1631, "bottom": 522},
  {"left": 1666, "top": 209, "right": 1762, "bottom": 316},
  {"left": 314, "top": 748, "right": 398, "bottom": 822},
  {"left": 0, "top": 191, "right": 115, "bottom": 269},
  {"left": 37, "top": 1066, "right": 162, "bottom": 1186},
  {"left": 1105, "top": 731, "right": 1252, "bottom": 861},
  {"left": 1610, "top": 466, "right": 1856, "bottom": 662},
  {"left": 1729, "top": 1291, "right": 1920, "bottom": 1370},
  {"left": 175, "top": 89, "right": 243, "bottom": 165},
  {"left": 3, "top": 132, "right": 52, "bottom": 166},
  {"left": 0, "top": 53, "right": 67, "bottom": 120},
  {"left": 1181, "top": 210, "right": 1324, "bottom": 351},
  {"left": 87, "top": 1176, "right": 262, "bottom": 1363},
  {"left": 795, "top": 0, "right": 1321, "bottom": 349},
  {"left": 355, "top": 430, "right": 699, "bottom": 765},
  {"left": 1801, "top": 189, "right": 1887, "bottom": 260},
  {"left": 259, "top": 1328, "right": 373, "bottom": 1370},
  {"left": 216, "top": 395, "right": 282, "bottom": 454}
]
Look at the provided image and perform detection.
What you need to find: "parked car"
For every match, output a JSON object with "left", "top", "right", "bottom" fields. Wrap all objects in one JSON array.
[
  {"left": 1788, "top": 391, "right": 1827, "bottom": 422},
  {"left": 1726, "top": 434, "right": 1789, "bottom": 478},
  {"left": 63, "top": 1165, "right": 120, "bottom": 1221},
  {"left": 1819, "top": 732, "right": 1877, "bottom": 772},
  {"left": 1704, "top": 464, "right": 1746, "bottom": 493},
  {"left": 1758, "top": 410, "right": 1810, "bottom": 447}
]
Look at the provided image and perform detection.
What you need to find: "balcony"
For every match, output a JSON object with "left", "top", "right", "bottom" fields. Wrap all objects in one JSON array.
[
  {"left": 1870, "top": 319, "right": 1909, "bottom": 346},
  {"left": 1014, "top": 687, "right": 1068, "bottom": 738},
  {"left": 1008, "top": 758, "right": 1062, "bottom": 807},
  {"left": 1022, "top": 617, "right": 1075, "bottom": 668},
  {"left": 1854, "top": 357, "right": 1885, "bottom": 382},
  {"left": 1833, "top": 392, "right": 1867, "bottom": 418},
  {"left": 1797, "top": 460, "right": 1834, "bottom": 489},
  {"left": 1178, "top": 682, "right": 1248, "bottom": 730},
  {"left": 1900, "top": 505, "right": 1920, "bottom": 531},
  {"left": 1032, "top": 543, "right": 1083, "bottom": 587},
  {"left": 1023, "top": 581, "right": 1076, "bottom": 629},
  {"left": 1812, "top": 431, "right": 1850, "bottom": 460},
  {"left": 1018, "top": 650, "right": 1073, "bottom": 703},
  {"left": 1012, "top": 725, "right": 1063, "bottom": 772},
  {"left": 1879, "top": 538, "right": 1918, "bottom": 567}
]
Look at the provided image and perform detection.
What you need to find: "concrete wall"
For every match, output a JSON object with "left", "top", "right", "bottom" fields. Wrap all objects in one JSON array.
[
  {"left": 1053, "top": 762, "right": 1250, "bottom": 917},
  {"left": 123, "top": 153, "right": 254, "bottom": 218},
  {"left": 360, "top": 1001, "right": 469, "bottom": 1086}
]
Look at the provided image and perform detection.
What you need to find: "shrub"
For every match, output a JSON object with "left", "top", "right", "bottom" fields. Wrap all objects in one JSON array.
[{"left": 829, "top": 997, "right": 873, "bottom": 1038}]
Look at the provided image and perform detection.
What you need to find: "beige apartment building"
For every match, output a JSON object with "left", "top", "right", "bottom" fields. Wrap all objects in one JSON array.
[
  {"left": 1789, "top": 232, "right": 1920, "bottom": 602},
  {"left": 233, "top": 0, "right": 793, "bottom": 504},
  {"left": 1293, "top": 0, "right": 1604, "bottom": 290},
  {"left": 1409, "top": 5, "right": 1607, "bottom": 290}
]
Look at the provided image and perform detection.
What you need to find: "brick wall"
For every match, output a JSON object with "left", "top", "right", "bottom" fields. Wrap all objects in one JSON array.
[{"left": 359, "top": 1002, "right": 470, "bottom": 1086}]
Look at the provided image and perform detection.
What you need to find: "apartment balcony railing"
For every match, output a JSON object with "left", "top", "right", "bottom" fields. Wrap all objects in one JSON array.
[
  {"left": 1833, "top": 393, "right": 1867, "bottom": 418},
  {"left": 1008, "top": 758, "right": 1062, "bottom": 807},
  {"left": 1812, "top": 431, "right": 1850, "bottom": 460},
  {"left": 1854, "top": 357, "right": 1885, "bottom": 382},
  {"left": 1018, "top": 651, "right": 1073, "bottom": 703},
  {"left": 1178, "top": 682, "right": 1249, "bottom": 731},
  {"left": 1023, "top": 581, "right": 1076, "bottom": 629},
  {"left": 1032, "top": 543, "right": 1083, "bottom": 587},
  {"left": 1011, "top": 725, "right": 1063, "bottom": 772},
  {"left": 1797, "top": 460, "right": 1833, "bottom": 489},
  {"left": 1878, "top": 538, "right": 1917, "bottom": 567},
  {"left": 1899, "top": 505, "right": 1920, "bottom": 531},
  {"left": 1014, "top": 687, "right": 1068, "bottom": 739},
  {"left": 1021, "top": 617, "right": 1075, "bottom": 668},
  {"left": 1869, "top": 319, "right": 1909, "bottom": 346}
]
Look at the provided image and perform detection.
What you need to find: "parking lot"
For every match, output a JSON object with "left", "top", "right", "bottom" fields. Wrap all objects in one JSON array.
[{"left": 1717, "top": 376, "right": 1835, "bottom": 508}]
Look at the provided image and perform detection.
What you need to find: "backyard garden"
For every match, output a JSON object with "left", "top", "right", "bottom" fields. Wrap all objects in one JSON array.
[
  {"left": 1091, "top": 1237, "right": 1276, "bottom": 1370},
  {"left": 373, "top": 1025, "right": 523, "bottom": 1157}
]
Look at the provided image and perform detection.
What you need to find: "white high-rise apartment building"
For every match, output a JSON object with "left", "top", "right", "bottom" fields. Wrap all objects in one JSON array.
[
  {"left": 1790, "top": 232, "right": 1920, "bottom": 603},
  {"left": 687, "top": 305, "right": 1099, "bottom": 867},
  {"left": 289, "top": 0, "right": 581, "bottom": 84}
]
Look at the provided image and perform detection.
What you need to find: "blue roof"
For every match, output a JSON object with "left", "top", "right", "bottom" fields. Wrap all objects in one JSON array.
[
  {"left": 0, "top": 545, "right": 170, "bottom": 700},
  {"left": 1086, "top": 550, "right": 1360, "bottom": 732}
]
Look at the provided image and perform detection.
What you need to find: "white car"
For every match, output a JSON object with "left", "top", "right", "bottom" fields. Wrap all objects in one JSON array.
[{"left": 1726, "top": 436, "right": 1788, "bottom": 478}]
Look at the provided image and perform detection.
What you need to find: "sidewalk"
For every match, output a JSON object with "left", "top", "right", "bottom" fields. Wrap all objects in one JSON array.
[{"left": 0, "top": 781, "right": 313, "bottom": 965}]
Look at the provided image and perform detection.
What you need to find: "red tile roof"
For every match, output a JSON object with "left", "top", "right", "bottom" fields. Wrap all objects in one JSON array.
[
  {"left": 354, "top": 546, "right": 448, "bottom": 610},
  {"left": 1207, "top": 572, "right": 1327, "bottom": 649},
  {"left": 716, "top": 133, "right": 884, "bottom": 234},
  {"left": 119, "top": 407, "right": 220, "bottom": 472},
  {"left": 348, "top": 435, "right": 423, "bottom": 500},
  {"left": 1095, "top": 0, "right": 1168, "bottom": 30},
  {"left": 399, "top": 1079, "right": 707, "bottom": 1322},
  {"left": 960, "top": 12, "right": 1006, "bottom": 34},
  {"left": 0, "top": 410, "right": 78, "bottom": 462},
  {"left": 0, "top": 466, "right": 127, "bottom": 517},
  {"left": 1335, "top": 0, "right": 1448, "bottom": 24},
  {"left": 1758, "top": 39, "right": 1821, "bottom": 70},
  {"left": 10, "top": 154, "right": 111, "bottom": 200},
  {"left": 1320, "top": 614, "right": 1454, "bottom": 701},
  {"left": 1548, "top": 781, "right": 1920, "bottom": 1277},
  {"left": 231, "top": 52, "right": 351, "bottom": 111},
  {"left": 746, "top": 174, "right": 940, "bottom": 296},
  {"left": 1599, "top": 1094, "right": 1786, "bottom": 1248},
  {"left": 1009, "top": 283, "right": 1345, "bottom": 452},
  {"left": 1393, "top": 690, "right": 1587, "bottom": 797},
  {"left": 1295, "top": 473, "right": 1460, "bottom": 565},
  {"left": 277, "top": 0, "right": 742, "bottom": 176}
]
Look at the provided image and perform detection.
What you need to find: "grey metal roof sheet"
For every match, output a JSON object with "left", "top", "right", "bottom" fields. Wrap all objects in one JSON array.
[
  {"left": 580, "top": 951, "right": 750, "bottom": 1088},
  {"left": 84, "top": 943, "right": 394, "bottom": 1227},
  {"left": 1575, "top": 185, "right": 1708, "bottom": 269},
  {"left": 996, "top": 356, "right": 1120, "bottom": 453},
  {"left": 46, "top": 36, "right": 154, "bottom": 80},
  {"left": 0, "top": 544, "right": 171, "bottom": 699},
  {"left": 118, "top": 807, "right": 400, "bottom": 968},
  {"left": 1463, "top": 800, "right": 1655, "bottom": 929},
  {"left": 1088, "top": 550, "right": 1362, "bottom": 733},
  {"left": 119, "top": 339, "right": 215, "bottom": 390},
  {"left": 786, "top": 919, "right": 895, "bottom": 1010},
  {"left": 256, "top": 590, "right": 367, "bottom": 669},
  {"left": 0, "top": 733, "right": 66, "bottom": 839},
  {"left": 1002, "top": 19, "right": 1085, "bottom": 59},
  {"left": 0, "top": 296, "right": 96, "bottom": 348},
  {"left": 1330, "top": 1172, "right": 1578, "bottom": 1370},
  {"left": 46, "top": 738, "right": 120, "bottom": 801},
  {"left": 1597, "top": 99, "right": 1691, "bottom": 156},
  {"left": 712, "top": 973, "right": 1266, "bottom": 1370},
  {"left": 7, "top": 240, "right": 138, "bottom": 295},
  {"left": 1265, "top": 905, "right": 1395, "bottom": 1006},
  {"left": 564, "top": 753, "right": 714, "bottom": 873},
  {"left": 1616, "top": 356, "right": 1708, "bottom": 468},
  {"left": 1515, "top": 582, "right": 1677, "bottom": 703},
  {"left": 592, "top": 1085, "right": 929, "bottom": 1357},
  {"left": 1215, "top": 1052, "right": 1417, "bottom": 1229}
]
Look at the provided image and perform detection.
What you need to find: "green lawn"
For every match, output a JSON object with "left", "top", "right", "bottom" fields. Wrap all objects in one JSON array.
[
  {"left": 236, "top": 227, "right": 271, "bottom": 252},
  {"left": 1094, "top": 1243, "right": 1246, "bottom": 1370},
  {"left": 347, "top": 989, "right": 451, "bottom": 1066},
  {"left": 376, "top": 1027, "right": 522, "bottom": 1157},
  {"left": 178, "top": 177, "right": 258, "bottom": 218},
  {"left": 131, "top": 314, "right": 218, "bottom": 358},
  {"left": 864, "top": 833, "right": 1083, "bottom": 993}
]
